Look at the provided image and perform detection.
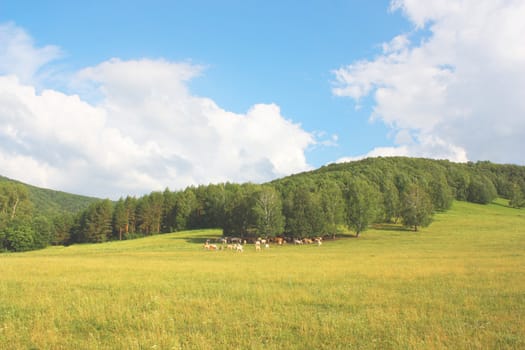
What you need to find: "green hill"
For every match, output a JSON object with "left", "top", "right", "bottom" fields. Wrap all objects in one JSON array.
[
  {"left": 0, "top": 175, "right": 99, "bottom": 217},
  {"left": 2, "top": 156, "right": 525, "bottom": 252}
]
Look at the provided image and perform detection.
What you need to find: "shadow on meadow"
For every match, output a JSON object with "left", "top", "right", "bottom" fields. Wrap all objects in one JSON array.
[
  {"left": 372, "top": 223, "right": 410, "bottom": 232},
  {"left": 166, "top": 231, "right": 223, "bottom": 245},
  {"left": 184, "top": 236, "right": 212, "bottom": 244},
  {"left": 491, "top": 200, "right": 513, "bottom": 209}
]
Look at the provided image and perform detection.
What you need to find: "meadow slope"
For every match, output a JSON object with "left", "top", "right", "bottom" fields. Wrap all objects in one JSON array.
[{"left": 1, "top": 200, "right": 524, "bottom": 349}]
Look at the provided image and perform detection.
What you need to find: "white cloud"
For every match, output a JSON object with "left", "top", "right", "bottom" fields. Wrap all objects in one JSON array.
[
  {"left": 0, "top": 24, "right": 315, "bottom": 198},
  {"left": 337, "top": 146, "right": 409, "bottom": 163},
  {"left": 337, "top": 133, "right": 468, "bottom": 164},
  {"left": 0, "top": 22, "right": 61, "bottom": 84},
  {"left": 333, "top": 0, "right": 525, "bottom": 165}
]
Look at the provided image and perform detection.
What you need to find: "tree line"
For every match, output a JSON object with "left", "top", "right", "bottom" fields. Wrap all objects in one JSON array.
[{"left": 2, "top": 157, "right": 525, "bottom": 252}]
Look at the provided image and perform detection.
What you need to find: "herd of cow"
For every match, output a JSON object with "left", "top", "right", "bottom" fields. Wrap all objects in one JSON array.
[{"left": 203, "top": 236, "right": 323, "bottom": 251}]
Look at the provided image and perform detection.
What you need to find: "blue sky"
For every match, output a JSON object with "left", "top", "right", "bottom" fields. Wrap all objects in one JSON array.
[
  {"left": 1, "top": 1, "right": 524, "bottom": 198},
  {"left": 2, "top": 0, "right": 406, "bottom": 164}
]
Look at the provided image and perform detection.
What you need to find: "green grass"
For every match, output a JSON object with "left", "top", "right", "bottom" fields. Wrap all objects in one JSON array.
[{"left": 1, "top": 200, "right": 524, "bottom": 349}]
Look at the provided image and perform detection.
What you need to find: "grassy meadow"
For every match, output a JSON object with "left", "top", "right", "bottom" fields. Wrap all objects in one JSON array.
[{"left": 1, "top": 200, "right": 524, "bottom": 349}]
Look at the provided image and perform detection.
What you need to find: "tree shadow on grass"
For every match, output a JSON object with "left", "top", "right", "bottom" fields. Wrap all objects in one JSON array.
[
  {"left": 185, "top": 237, "right": 212, "bottom": 244},
  {"left": 184, "top": 234, "right": 224, "bottom": 245},
  {"left": 165, "top": 231, "right": 223, "bottom": 245},
  {"left": 491, "top": 200, "right": 512, "bottom": 209},
  {"left": 372, "top": 223, "right": 411, "bottom": 232}
]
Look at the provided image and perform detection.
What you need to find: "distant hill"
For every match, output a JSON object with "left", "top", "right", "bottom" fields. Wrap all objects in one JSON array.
[
  {"left": 3, "top": 156, "right": 525, "bottom": 253},
  {"left": 273, "top": 156, "right": 525, "bottom": 199},
  {"left": 0, "top": 175, "right": 100, "bottom": 217}
]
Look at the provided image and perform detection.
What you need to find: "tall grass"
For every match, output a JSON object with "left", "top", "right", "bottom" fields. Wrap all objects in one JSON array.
[{"left": 1, "top": 200, "right": 524, "bottom": 349}]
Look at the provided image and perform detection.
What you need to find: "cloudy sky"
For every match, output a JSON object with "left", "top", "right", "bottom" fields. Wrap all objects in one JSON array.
[{"left": 1, "top": 0, "right": 524, "bottom": 198}]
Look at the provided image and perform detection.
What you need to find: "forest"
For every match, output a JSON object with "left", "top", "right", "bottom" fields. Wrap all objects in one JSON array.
[{"left": 2, "top": 157, "right": 525, "bottom": 252}]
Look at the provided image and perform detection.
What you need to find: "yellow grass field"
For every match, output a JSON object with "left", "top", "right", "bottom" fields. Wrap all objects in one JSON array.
[{"left": 1, "top": 200, "right": 524, "bottom": 349}]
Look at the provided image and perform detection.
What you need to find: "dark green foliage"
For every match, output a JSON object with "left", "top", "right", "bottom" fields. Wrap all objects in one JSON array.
[
  {"left": 0, "top": 182, "right": 33, "bottom": 227},
  {"left": 222, "top": 183, "right": 260, "bottom": 237},
  {"left": 196, "top": 184, "right": 227, "bottom": 229},
  {"left": 284, "top": 185, "right": 324, "bottom": 238},
  {"left": 380, "top": 179, "right": 401, "bottom": 222},
  {"left": 344, "top": 177, "right": 381, "bottom": 237},
  {"left": 0, "top": 183, "right": 37, "bottom": 251},
  {"left": 467, "top": 175, "right": 498, "bottom": 204},
  {"left": 3, "top": 223, "right": 35, "bottom": 252},
  {"left": 317, "top": 178, "right": 345, "bottom": 236},
  {"left": 446, "top": 167, "right": 470, "bottom": 201},
  {"left": 50, "top": 214, "right": 74, "bottom": 245},
  {"left": 161, "top": 189, "right": 177, "bottom": 233},
  {"left": 428, "top": 175, "right": 454, "bottom": 211},
  {"left": 0, "top": 177, "right": 98, "bottom": 251},
  {"left": 124, "top": 196, "right": 138, "bottom": 235},
  {"left": 0, "top": 175, "right": 98, "bottom": 217},
  {"left": 173, "top": 189, "right": 198, "bottom": 231},
  {"left": 75, "top": 200, "right": 113, "bottom": 243},
  {"left": 509, "top": 183, "right": 525, "bottom": 208},
  {"left": 32, "top": 216, "right": 53, "bottom": 249},
  {"left": 400, "top": 183, "right": 434, "bottom": 231},
  {"left": 137, "top": 192, "right": 163, "bottom": 235},
  {"left": 253, "top": 185, "right": 285, "bottom": 237},
  {"left": 112, "top": 198, "right": 128, "bottom": 240}
]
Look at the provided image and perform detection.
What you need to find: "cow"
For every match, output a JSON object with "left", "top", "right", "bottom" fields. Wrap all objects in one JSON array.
[{"left": 204, "top": 242, "right": 217, "bottom": 251}]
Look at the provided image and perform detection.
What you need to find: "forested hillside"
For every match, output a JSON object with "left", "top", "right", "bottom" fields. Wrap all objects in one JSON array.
[
  {"left": 2, "top": 157, "right": 525, "bottom": 252},
  {"left": 0, "top": 176, "right": 99, "bottom": 251},
  {"left": 0, "top": 175, "right": 99, "bottom": 216}
]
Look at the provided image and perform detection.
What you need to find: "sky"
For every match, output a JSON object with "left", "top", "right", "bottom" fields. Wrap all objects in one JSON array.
[{"left": 1, "top": 0, "right": 524, "bottom": 199}]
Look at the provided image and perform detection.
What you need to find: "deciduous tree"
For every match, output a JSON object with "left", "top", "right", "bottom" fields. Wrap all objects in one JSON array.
[
  {"left": 345, "top": 177, "right": 381, "bottom": 237},
  {"left": 400, "top": 184, "right": 433, "bottom": 231},
  {"left": 253, "top": 185, "right": 284, "bottom": 237}
]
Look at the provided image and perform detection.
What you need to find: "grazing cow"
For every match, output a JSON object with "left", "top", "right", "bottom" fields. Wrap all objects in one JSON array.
[
  {"left": 315, "top": 238, "right": 322, "bottom": 246},
  {"left": 204, "top": 242, "right": 217, "bottom": 250},
  {"left": 294, "top": 239, "right": 303, "bottom": 245},
  {"left": 303, "top": 238, "right": 313, "bottom": 244},
  {"left": 274, "top": 237, "right": 284, "bottom": 245},
  {"left": 255, "top": 240, "right": 262, "bottom": 251},
  {"left": 235, "top": 243, "right": 244, "bottom": 252}
]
